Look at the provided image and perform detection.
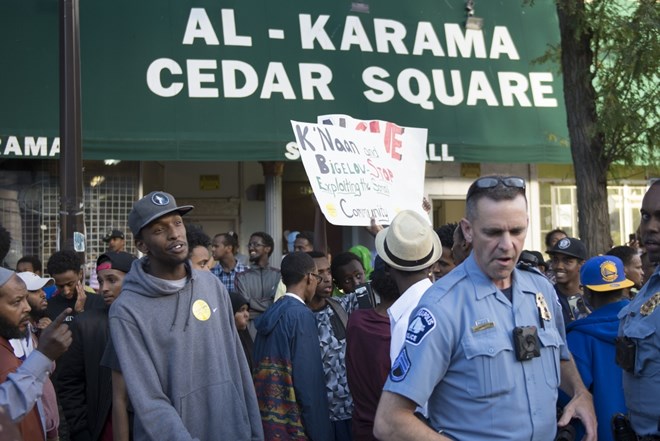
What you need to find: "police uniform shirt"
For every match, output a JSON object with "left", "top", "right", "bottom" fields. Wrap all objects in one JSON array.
[
  {"left": 384, "top": 254, "right": 569, "bottom": 441},
  {"left": 618, "top": 266, "right": 660, "bottom": 436}
]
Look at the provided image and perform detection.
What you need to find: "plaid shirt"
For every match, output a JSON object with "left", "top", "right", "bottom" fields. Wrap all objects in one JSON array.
[{"left": 211, "top": 261, "right": 247, "bottom": 294}]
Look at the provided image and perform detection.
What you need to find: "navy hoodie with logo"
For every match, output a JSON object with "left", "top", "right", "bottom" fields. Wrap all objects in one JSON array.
[{"left": 108, "top": 258, "right": 263, "bottom": 441}]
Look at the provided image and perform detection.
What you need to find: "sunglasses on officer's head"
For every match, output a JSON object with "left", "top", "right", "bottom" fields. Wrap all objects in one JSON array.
[{"left": 466, "top": 176, "right": 526, "bottom": 200}]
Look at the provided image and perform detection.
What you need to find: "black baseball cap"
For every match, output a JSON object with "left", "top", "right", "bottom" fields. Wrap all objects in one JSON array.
[
  {"left": 102, "top": 229, "right": 125, "bottom": 243},
  {"left": 128, "top": 191, "right": 193, "bottom": 236},
  {"left": 96, "top": 251, "right": 137, "bottom": 273},
  {"left": 548, "top": 237, "right": 587, "bottom": 261}
]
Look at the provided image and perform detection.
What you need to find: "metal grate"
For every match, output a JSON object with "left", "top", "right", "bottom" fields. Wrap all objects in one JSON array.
[{"left": 0, "top": 161, "right": 139, "bottom": 274}]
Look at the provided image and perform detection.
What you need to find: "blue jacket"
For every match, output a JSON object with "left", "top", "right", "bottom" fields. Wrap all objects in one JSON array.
[
  {"left": 565, "top": 300, "right": 630, "bottom": 441},
  {"left": 253, "top": 295, "right": 332, "bottom": 441}
]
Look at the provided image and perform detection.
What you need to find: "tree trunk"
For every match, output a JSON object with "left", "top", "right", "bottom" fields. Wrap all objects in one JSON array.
[{"left": 556, "top": 0, "right": 613, "bottom": 256}]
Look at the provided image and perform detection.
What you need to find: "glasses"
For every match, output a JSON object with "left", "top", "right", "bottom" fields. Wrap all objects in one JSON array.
[
  {"left": 308, "top": 273, "right": 323, "bottom": 283},
  {"left": 247, "top": 242, "right": 265, "bottom": 248},
  {"left": 466, "top": 176, "right": 526, "bottom": 200}
]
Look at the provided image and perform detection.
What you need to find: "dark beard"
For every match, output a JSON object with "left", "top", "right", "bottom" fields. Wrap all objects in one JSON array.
[
  {"left": 29, "top": 307, "right": 47, "bottom": 321},
  {"left": 0, "top": 314, "right": 25, "bottom": 340}
]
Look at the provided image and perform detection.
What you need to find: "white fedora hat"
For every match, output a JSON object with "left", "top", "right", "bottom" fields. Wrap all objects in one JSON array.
[{"left": 375, "top": 210, "right": 442, "bottom": 272}]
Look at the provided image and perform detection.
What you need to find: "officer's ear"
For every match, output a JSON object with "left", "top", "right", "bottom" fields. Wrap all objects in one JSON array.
[{"left": 460, "top": 218, "right": 472, "bottom": 244}]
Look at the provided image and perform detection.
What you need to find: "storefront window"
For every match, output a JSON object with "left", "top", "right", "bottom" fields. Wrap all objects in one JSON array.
[
  {"left": 0, "top": 160, "right": 139, "bottom": 273},
  {"left": 539, "top": 183, "right": 646, "bottom": 247}
]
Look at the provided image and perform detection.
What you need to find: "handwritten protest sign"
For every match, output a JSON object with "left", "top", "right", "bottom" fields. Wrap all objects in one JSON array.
[{"left": 290, "top": 115, "right": 428, "bottom": 226}]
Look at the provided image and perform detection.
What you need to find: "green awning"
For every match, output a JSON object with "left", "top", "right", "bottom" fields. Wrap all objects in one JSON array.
[{"left": 0, "top": 0, "right": 572, "bottom": 163}]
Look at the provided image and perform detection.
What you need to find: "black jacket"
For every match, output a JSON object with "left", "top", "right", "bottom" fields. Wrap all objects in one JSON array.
[
  {"left": 46, "top": 289, "right": 106, "bottom": 323},
  {"left": 57, "top": 308, "right": 112, "bottom": 441}
]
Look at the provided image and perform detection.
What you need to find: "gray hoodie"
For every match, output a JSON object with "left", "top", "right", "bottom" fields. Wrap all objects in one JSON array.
[{"left": 109, "top": 258, "right": 264, "bottom": 441}]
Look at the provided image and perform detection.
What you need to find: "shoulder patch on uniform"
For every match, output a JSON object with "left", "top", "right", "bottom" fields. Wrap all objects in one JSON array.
[
  {"left": 405, "top": 307, "right": 436, "bottom": 346},
  {"left": 389, "top": 348, "right": 411, "bottom": 382}
]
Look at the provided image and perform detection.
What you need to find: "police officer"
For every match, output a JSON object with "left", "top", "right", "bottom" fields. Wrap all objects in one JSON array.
[
  {"left": 618, "top": 180, "right": 660, "bottom": 439},
  {"left": 373, "top": 175, "right": 597, "bottom": 441}
]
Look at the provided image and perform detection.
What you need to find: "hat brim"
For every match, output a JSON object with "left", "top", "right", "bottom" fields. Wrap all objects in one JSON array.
[
  {"left": 375, "top": 227, "right": 442, "bottom": 272},
  {"left": 586, "top": 278, "right": 635, "bottom": 292},
  {"left": 137, "top": 206, "right": 194, "bottom": 234},
  {"left": 548, "top": 250, "right": 585, "bottom": 260},
  {"left": 20, "top": 276, "right": 54, "bottom": 291}
]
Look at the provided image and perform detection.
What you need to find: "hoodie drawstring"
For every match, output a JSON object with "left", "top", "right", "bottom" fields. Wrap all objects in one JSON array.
[
  {"left": 170, "top": 292, "right": 181, "bottom": 331},
  {"left": 184, "top": 278, "right": 193, "bottom": 331},
  {"left": 169, "top": 272, "right": 194, "bottom": 332}
]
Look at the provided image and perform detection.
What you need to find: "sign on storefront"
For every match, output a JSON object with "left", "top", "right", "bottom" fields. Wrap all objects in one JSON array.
[{"left": 0, "top": 0, "right": 571, "bottom": 163}]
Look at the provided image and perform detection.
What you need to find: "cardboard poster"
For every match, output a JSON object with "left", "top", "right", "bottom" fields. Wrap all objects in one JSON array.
[{"left": 290, "top": 115, "right": 428, "bottom": 226}]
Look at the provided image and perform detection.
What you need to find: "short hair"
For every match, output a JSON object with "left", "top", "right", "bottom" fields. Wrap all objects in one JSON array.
[
  {"left": 47, "top": 250, "right": 82, "bottom": 276},
  {"left": 281, "top": 252, "right": 316, "bottom": 286},
  {"left": 331, "top": 252, "right": 364, "bottom": 282},
  {"left": 186, "top": 224, "right": 211, "bottom": 249},
  {"left": 296, "top": 231, "right": 314, "bottom": 246},
  {"left": 371, "top": 262, "right": 399, "bottom": 302},
  {"left": 306, "top": 251, "right": 326, "bottom": 259},
  {"left": 435, "top": 223, "right": 458, "bottom": 249},
  {"left": 17, "top": 256, "right": 42, "bottom": 273},
  {"left": 0, "top": 225, "right": 11, "bottom": 263},
  {"left": 545, "top": 228, "right": 568, "bottom": 249},
  {"left": 606, "top": 246, "right": 638, "bottom": 267},
  {"left": 465, "top": 175, "right": 527, "bottom": 221},
  {"left": 215, "top": 231, "right": 239, "bottom": 254},
  {"left": 250, "top": 232, "right": 274, "bottom": 257}
]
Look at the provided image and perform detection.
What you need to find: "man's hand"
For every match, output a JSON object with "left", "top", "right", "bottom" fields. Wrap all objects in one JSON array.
[
  {"left": 366, "top": 218, "right": 385, "bottom": 237},
  {"left": 37, "top": 308, "right": 73, "bottom": 361},
  {"left": 422, "top": 197, "right": 431, "bottom": 213},
  {"left": 35, "top": 317, "right": 52, "bottom": 330},
  {"left": 558, "top": 390, "right": 597, "bottom": 441},
  {"left": 73, "top": 281, "right": 86, "bottom": 313}
]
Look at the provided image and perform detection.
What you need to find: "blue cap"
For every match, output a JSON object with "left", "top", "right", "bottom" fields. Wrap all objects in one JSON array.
[
  {"left": 580, "top": 255, "right": 634, "bottom": 292},
  {"left": 0, "top": 267, "right": 14, "bottom": 287}
]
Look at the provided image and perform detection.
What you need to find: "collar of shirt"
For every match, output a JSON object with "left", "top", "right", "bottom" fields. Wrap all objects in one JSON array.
[
  {"left": 388, "top": 278, "right": 433, "bottom": 322},
  {"left": 284, "top": 292, "right": 305, "bottom": 304}
]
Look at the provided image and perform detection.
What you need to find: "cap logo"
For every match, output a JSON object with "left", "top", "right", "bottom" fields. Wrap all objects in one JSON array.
[
  {"left": 557, "top": 238, "right": 571, "bottom": 249},
  {"left": 97, "top": 262, "right": 113, "bottom": 271},
  {"left": 600, "top": 260, "right": 618, "bottom": 282},
  {"left": 151, "top": 192, "right": 170, "bottom": 206}
]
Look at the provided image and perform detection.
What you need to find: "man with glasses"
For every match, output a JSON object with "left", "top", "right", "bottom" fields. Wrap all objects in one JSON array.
[
  {"left": 235, "top": 231, "right": 285, "bottom": 339},
  {"left": 253, "top": 252, "right": 332, "bottom": 440},
  {"left": 374, "top": 175, "right": 597, "bottom": 441}
]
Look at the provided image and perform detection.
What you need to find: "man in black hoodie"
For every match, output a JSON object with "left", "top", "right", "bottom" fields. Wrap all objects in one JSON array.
[{"left": 57, "top": 251, "right": 136, "bottom": 441}]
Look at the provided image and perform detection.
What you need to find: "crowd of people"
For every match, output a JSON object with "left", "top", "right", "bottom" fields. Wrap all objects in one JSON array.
[{"left": 0, "top": 176, "right": 658, "bottom": 441}]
